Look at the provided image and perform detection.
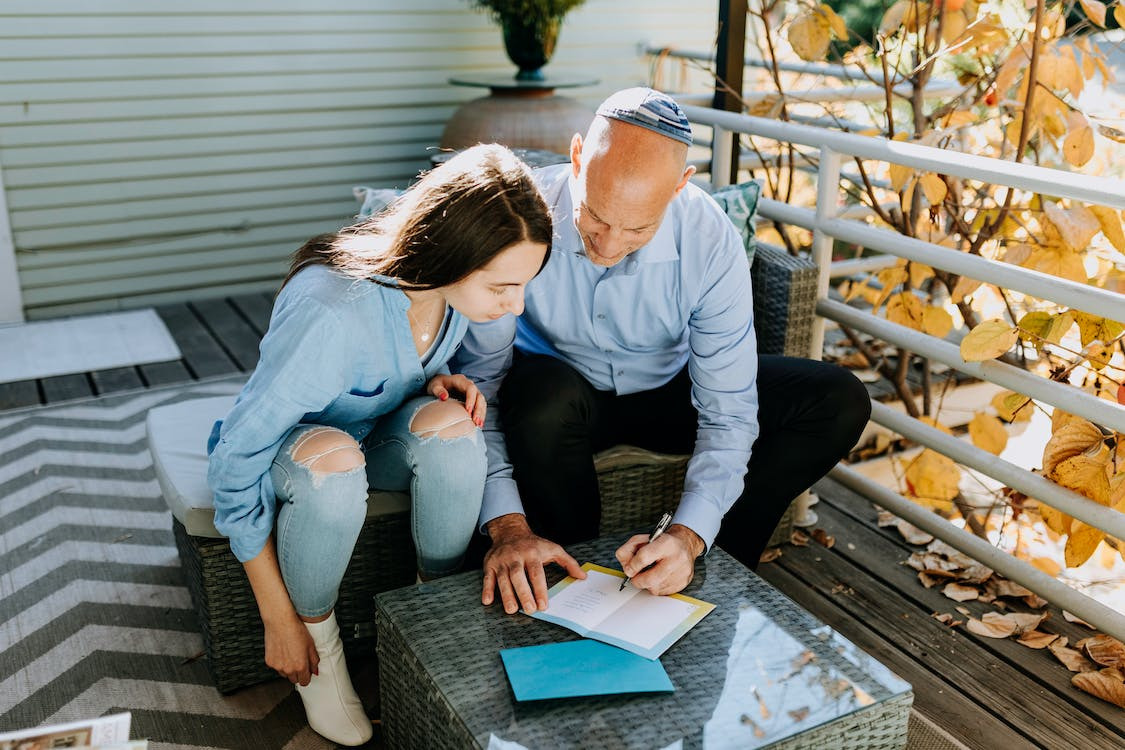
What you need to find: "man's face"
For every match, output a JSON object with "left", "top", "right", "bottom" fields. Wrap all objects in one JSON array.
[{"left": 571, "top": 174, "right": 670, "bottom": 268}]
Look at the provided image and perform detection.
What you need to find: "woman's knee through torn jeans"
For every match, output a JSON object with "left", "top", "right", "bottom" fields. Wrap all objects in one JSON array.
[{"left": 269, "top": 396, "right": 486, "bottom": 617}]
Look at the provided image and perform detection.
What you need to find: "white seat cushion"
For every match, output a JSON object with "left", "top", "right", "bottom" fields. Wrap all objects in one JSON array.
[{"left": 146, "top": 395, "right": 409, "bottom": 538}]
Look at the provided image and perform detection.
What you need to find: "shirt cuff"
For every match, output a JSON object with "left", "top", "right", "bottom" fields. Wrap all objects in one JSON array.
[
  {"left": 478, "top": 476, "right": 526, "bottom": 534},
  {"left": 228, "top": 528, "right": 271, "bottom": 564},
  {"left": 670, "top": 491, "right": 723, "bottom": 553}
]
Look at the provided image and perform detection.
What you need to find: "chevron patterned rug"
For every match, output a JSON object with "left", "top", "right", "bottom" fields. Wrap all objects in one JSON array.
[{"left": 0, "top": 379, "right": 382, "bottom": 749}]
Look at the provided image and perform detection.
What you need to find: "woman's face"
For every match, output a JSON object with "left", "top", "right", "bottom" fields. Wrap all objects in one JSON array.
[{"left": 441, "top": 239, "right": 548, "bottom": 322}]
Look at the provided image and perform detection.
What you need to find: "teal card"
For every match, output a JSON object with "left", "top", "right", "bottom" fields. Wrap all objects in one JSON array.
[{"left": 499, "top": 639, "right": 675, "bottom": 701}]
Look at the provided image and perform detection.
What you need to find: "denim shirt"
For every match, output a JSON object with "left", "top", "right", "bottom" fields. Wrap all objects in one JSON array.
[
  {"left": 452, "top": 164, "right": 758, "bottom": 550},
  {"left": 207, "top": 265, "right": 467, "bottom": 562}
]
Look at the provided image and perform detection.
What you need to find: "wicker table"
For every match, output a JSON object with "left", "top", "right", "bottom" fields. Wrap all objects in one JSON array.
[{"left": 376, "top": 537, "right": 912, "bottom": 749}]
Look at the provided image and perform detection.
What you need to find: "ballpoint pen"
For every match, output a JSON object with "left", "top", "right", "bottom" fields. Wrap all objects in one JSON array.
[{"left": 620, "top": 511, "right": 674, "bottom": 591}]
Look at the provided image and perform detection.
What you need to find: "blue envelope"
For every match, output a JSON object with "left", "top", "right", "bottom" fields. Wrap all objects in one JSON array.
[{"left": 499, "top": 639, "right": 675, "bottom": 701}]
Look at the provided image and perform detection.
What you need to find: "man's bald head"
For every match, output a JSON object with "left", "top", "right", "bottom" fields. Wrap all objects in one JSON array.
[{"left": 567, "top": 116, "right": 696, "bottom": 267}]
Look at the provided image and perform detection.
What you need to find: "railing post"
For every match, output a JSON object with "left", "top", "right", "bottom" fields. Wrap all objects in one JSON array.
[
  {"left": 809, "top": 145, "right": 841, "bottom": 361},
  {"left": 710, "top": 124, "right": 733, "bottom": 188}
]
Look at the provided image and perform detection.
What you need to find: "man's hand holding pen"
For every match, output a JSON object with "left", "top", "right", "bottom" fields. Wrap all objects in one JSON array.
[{"left": 615, "top": 519, "right": 705, "bottom": 597}]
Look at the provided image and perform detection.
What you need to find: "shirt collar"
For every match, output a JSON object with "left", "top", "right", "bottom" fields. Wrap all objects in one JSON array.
[{"left": 560, "top": 173, "right": 680, "bottom": 272}]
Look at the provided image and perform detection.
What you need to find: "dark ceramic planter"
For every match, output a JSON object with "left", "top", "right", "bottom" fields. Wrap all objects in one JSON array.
[{"left": 501, "top": 16, "right": 561, "bottom": 81}]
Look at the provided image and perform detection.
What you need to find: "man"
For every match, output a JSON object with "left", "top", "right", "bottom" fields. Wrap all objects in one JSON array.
[{"left": 453, "top": 87, "right": 870, "bottom": 615}]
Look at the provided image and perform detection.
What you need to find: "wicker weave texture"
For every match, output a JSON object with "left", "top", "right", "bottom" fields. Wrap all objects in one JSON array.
[
  {"left": 375, "top": 538, "right": 911, "bottom": 750},
  {"left": 752, "top": 244, "right": 818, "bottom": 358}
]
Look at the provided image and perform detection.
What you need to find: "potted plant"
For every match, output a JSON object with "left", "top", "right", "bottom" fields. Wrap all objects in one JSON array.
[{"left": 467, "top": 0, "right": 587, "bottom": 81}]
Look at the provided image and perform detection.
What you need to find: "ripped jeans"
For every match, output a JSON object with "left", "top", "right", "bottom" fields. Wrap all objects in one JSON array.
[{"left": 268, "top": 396, "right": 486, "bottom": 617}]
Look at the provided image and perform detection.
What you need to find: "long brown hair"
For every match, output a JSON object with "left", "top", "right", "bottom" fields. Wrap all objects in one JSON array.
[{"left": 283, "top": 144, "right": 551, "bottom": 290}]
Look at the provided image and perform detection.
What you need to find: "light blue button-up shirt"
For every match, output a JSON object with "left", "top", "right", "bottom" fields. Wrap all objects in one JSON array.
[
  {"left": 207, "top": 265, "right": 466, "bottom": 562},
  {"left": 453, "top": 164, "right": 758, "bottom": 550}
]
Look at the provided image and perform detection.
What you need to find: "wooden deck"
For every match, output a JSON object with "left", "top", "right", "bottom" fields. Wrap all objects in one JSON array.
[
  {"left": 3, "top": 293, "right": 1123, "bottom": 748},
  {"left": 0, "top": 292, "right": 274, "bottom": 410},
  {"left": 765, "top": 477, "right": 1125, "bottom": 749}
]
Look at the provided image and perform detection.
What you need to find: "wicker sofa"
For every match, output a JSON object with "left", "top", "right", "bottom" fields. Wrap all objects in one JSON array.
[{"left": 148, "top": 242, "right": 817, "bottom": 694}]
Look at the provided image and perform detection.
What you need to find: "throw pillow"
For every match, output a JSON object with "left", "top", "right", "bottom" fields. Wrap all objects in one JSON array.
[{"left": 710, "top": 179, "right": 762, "bottom": 264}]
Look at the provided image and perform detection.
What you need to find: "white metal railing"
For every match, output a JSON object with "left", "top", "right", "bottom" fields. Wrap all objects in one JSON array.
[{"left": 681, "top": 102, "right": 1125, "bottom": 639}]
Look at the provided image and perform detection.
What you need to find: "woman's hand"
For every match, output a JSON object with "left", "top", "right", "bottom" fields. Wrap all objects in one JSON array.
[
  {"left": 426, "top": 373, "right": 486, "bottom": 426},
  {"left": 263, "top": 613, "right": 321, "bottom": 686}
]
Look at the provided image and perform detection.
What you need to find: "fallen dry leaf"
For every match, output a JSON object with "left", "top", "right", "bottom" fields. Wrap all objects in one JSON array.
[
  {"left": 1083, "top": 635, "right": 1125, "bottom": 668},
  {"left": 1072, "top": 671, "right": 1125, "bottom": 708},
  {"left": 877, "top": 510, "right": 897, "bottom": 527},
  {"left": 759, "top": 548, "right": 782, "bottom": 564},
  {"left": 986, "top": 578, "right": 1034, "bottom": 599},
  {"left": 1100, "top": 667, "right": 1125, "bottom": 682},
  {"left": 811, "top": 528, "right": 835, "bottom": 548},
  {"left": 956, "top": 606, "right": 972, "bottom": 616},
  {"left": 896, "top": 520, "right": 934, "bottom": 545},
  {"left": 932, "top": 612, "right": 963, "bottom": 627},
  {"left": 943, "top": 582, "right": 980, "bottom": 602},
  {"left": 918, "top": 572, "right": 945, "bottom": 588},
  {"left": 967, "top": 613, "right": 1018, "bottom": 638},
  {"left": 1064, "top": 610, "right": 1096, "bottom": 629},
  {"left": 1050, "top": 637, "right": 1097, "bottom": 672},
  {"left": 1023, "top": 594, "right": 1049, "bottom": 609},
  {"left": 1004, "top": 612, "right": 1048, "bottom": 635},
  {"left": 790, "top": 529, "right": 810, "bottom": 547},
  {"left": 957, "top": 563, "right": 995, "bottom": 585},
  {"left": 1017, "top": 630, "right": 1060, "bottom": 649}
]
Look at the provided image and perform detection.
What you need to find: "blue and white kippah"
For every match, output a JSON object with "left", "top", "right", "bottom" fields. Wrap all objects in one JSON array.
[{"left": 595, "top": 87, "right": 693, "bottom": 147}]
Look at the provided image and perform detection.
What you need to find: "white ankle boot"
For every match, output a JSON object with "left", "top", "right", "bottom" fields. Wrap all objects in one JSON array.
[{"left": 296, "top": 612, "right": 373, "bottom": 746}]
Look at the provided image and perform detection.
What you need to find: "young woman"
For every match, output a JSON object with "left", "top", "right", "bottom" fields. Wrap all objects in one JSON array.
[{"left": 206, "top": 144, "right": 551, "bottom": 746}]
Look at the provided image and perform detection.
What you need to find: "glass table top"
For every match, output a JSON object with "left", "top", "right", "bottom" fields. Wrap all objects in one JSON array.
[{"left": 376, "top": 536, "right": 912, "bottom": 749}]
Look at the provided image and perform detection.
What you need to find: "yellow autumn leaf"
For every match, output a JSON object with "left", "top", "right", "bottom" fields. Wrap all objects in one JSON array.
[
  {"left": 919, "top": 173, "right": 947, "bottom": 206},
  {"left": 788, "top": 10, "right": 831, "bottom": 61},
  {"left": 922, "top": 306, "right": 953, "bottom": 338},
  {"left": 941, "top": 110, "right": 978, "bottom": 129},
  {"left": 950, "top": 276, "right": 983, "bottom": 304},
  {"left": 908, "top": 262, "right": 935, "bottom": 287},
  {"left": 1066, "top": 521, "right": 1105, "bottom": 567},
  {"left": 879, "top": 0, "right": 911, "bottom": 33},
  {"left": 889, "top": 162, "right": 914, "bottom": 192},
  {"left": 969, "top": 412, "right": 1009, "bottom": 455},
  {"left": 961, "top": 319, "right": 1018, "bottom": 362},
  {"left": 942, "top": 10, "right": 968, "bottom": 44},
  {"left": 876, "top": 266, "right": 909, "bottom": 290},
  {"left": 1043, "top": 201, "right": 1102, "bottom": 251},
  {"left": 1039, "top": 502, "right": 1074, "bottom": 536},
  {"left": 1116, "top": 3, "right": 1125, "bottom": 28},
  {"left": 1026, "top": 246, "right": 1089, "bottom": 284},
  {"left": 1079, "top": 0, "right": 1108, "bottom": 26},
  {"left": 904, "top": 449, "right": 962, "bottom": 504},
  {"left": 1074, "top": 311, "right": 1125, "bottom": 346},
  {"left": 887, "top": 292, "right": 925, "bottom": 331},
  {"left": 1090, "top": 205, "right": 1125, "bottom": 253},
  {"left": 1018, "top": 310, "right": 1074, "bottom": 345},
  {"left": 820, "top": 3, "right": 848, "bottom": 39},
  {"left": 992, "top": 390, "right": 1032, "bottom": 422},
  {"left": 1052, "top": 453, "right": 1112, "bottom": 506},
  {"left": 1087, "top": 342, "right": 1113, "bottom": 371},
  {"left": 1043, "top": 418, "right": 1105, "bottom": 475},
  {"left": 1063, "top": 111, "right": 1095, "bottom": 167}
]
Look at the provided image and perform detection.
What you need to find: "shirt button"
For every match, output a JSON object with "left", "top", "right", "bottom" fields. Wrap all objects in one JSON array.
[
  {"left": 616, "top": 370, "right": 624, "bottom": 376},
  {"left": 596, "top": 314, "right": 605, "bottom": 320},
  {"left": 604, "top": 348, "right": 612, "bottom": 353}
]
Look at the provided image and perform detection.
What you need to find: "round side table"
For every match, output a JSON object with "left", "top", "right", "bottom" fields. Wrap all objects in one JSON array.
[{"left": 440, "top": 74, "right": 599, "bottom": 155}]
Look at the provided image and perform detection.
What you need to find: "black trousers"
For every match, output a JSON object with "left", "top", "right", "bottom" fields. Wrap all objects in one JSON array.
[{"left": 497, "top": 354, "right": 871, "bottom": 570}]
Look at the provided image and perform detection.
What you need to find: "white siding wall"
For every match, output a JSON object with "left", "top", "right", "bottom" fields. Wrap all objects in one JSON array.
[{"left": 0, "top": 0, "right": 718, "bottom": 320}]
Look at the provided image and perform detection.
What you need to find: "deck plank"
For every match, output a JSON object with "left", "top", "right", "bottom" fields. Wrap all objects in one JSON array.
[
  {"left": 0, "top": 380, "right": 40, "bottom": 410},
  {"left": 40, "top": 373, "right": 94, "bottom": 403},
  {"left": 155, "top": 303, "right": 239, "bottom": 379},
  {"left": 229, "top": 292, "right": 274, "bottom": 337},
  {"left": 90, "top": 366, "right": 144, "bottom": 395},
  {"left": 138, "top": 359, "right": 193, "bottom": 387},
  {"left": 190, "top": 299, "right": 262, "bottom": 371},
  {"left": 759, "top": 478, "right": 1125, "bottom": 749}
]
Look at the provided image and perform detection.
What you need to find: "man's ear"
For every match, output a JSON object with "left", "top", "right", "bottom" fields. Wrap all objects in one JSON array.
[
  {"left": 672, "top": 165, "right": 697, "bottom": 196},
  {"left": 569, "top": 133, "right": 583, "bottom": 178}
]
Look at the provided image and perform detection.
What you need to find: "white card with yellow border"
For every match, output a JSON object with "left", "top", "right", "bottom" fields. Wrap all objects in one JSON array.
[{"left": 529, "top": 563, "right": 715, "bottom": 659}]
